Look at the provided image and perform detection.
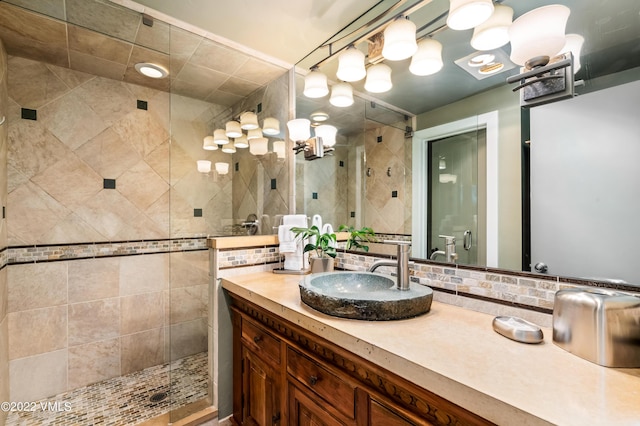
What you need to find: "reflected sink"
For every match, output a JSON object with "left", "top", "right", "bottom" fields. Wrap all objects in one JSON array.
[{"left": 299, "top": 272, "right": 433, "bottom": 321}]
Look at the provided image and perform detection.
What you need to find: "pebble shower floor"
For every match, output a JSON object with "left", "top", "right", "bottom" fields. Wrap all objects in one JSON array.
[{"left": 6, "top": 352, "right": 208, "bottom": 425}]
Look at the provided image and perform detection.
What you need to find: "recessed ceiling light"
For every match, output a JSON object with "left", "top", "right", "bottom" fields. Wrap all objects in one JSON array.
[
  {"left": 135, "top": 62, "right": 169, "bottom": 79},
  {"left": 468, "top": 53, "right": 495, "bottom": 67},
  {"left": 478, "top": 62, "right": 505, "bottom": 75},
  {"left": 310, "top": 111, "right": 329, "bottom": 122}
]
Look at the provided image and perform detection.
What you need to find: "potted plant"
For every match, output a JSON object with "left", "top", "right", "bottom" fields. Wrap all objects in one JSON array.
[
  {"left": 338, "top": 225, "right": 377, "bottom": 252},
  {"left": 291, "top": 225, "right": 337, "bottom": 273}
]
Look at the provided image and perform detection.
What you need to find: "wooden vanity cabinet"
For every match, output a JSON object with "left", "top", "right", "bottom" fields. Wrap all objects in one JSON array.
[{"left": 230, "top": 294, "right": 494, "bottom": 426}]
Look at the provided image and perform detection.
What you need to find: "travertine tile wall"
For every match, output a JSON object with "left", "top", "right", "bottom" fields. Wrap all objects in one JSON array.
[
  {"left": 6, "top": 251, "right": 208, "bottom": 402},
  {"left": 4, "top": 55, "right": 218, "bottom": 401},
  {"left": 364, "top": 124, "right": 412, "bottom": 234},
  {"left": 1, "top": 39, "right": 9, "bottom": 426}
]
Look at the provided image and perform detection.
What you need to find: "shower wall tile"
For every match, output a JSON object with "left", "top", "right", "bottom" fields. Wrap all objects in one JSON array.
[
  {"left": 167, "top": 318, "right": 207, "bottom": 361},
  {"left": 7, "top": 262, "right": 67, "bottom": 312},
  {"left": 68, "top": 298, "right": 120, "bottom": 346},
  {"left": 8, "top": 305, "right": 67, "bottom": 359},
  {"left": 121, "top": 328, "right": 164, "bottom": 375},
  {"left": 68, "top": 257, "right": 120, "bottom": 303},
  {"left": 169, "top": 250, "right": 209, "bottom": 289},
  {"left": 169, "top": 286, "right": 207, "bottom": 324},
  {"left": 9, "top": 349, "right": 67, "bottom": 402},
  {"left": 68, "top": 338, "right": 120, "bottom": 389},
  {"left": 6, "top": 56, "right": 69, "bottom": 109},
  {"left": 76, "top": 128, "right": 141, "bottom": 179},
  {"left": 119, "top": 253, "right": 168, "bottom": 296},
  {"left": 121, "top": 292, "right": 164, "bottom": 335}
]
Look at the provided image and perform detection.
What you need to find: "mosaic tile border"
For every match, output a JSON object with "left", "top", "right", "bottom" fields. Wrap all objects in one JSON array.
[
  {"left": 4, "top": 237, "right": 208, "bottom": 266},
  {"left": 335, "top": 251, "right": 640, "bottom": 314},
  {"left": 218, "top": 245, "right": 281, "bottom": 269}
]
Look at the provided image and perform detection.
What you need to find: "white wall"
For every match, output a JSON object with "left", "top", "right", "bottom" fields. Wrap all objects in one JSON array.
[{"left": 530, "top": 79, "right": 640, "bottom": 284}]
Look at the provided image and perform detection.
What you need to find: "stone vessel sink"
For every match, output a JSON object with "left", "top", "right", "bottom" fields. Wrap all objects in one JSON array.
[{"left": 299, "top": 272, "right": 433, "bottom": 321}]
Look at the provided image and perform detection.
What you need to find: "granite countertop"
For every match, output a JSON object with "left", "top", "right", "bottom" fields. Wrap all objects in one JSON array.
[{"left": 221, "top": 272, "right": 640, "bottom": 426}]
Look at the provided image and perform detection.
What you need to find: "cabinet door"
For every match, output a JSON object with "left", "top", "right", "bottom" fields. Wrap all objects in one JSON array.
[
  {"left": 288, "top": 381, "right": 346, "bottom": 426},
  {"left": 242, "top": 346, "right": 282, "bottom": 426}
]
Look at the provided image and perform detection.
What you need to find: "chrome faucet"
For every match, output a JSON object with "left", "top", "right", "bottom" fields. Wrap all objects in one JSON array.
[
  {"left": 368, "top": 241, "right": 411, "bottom": 291},
  {"left": 429, "top": 235, "right": 458, "bottom": 263}
]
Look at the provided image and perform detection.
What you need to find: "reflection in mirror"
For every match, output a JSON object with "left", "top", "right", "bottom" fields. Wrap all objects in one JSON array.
[{"left": 294, "top": 0, "right": 640, "bottom": 285}]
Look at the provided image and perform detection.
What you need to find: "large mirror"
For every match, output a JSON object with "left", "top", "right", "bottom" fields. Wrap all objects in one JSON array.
[{"left": 293, "top": 0, "right": 640, "bottom": 284}]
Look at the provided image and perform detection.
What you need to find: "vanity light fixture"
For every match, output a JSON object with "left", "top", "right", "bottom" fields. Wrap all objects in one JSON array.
[
  {"left": 213, "top": 129, "right": 229, "bottom": 145},
  {"left": 203, "top": 135, "right": 218, "bottom": 150},
  {"left": 314, "top": 125, "right": 337, "bottom": 148},
  {"left": 364, "top": 63, "right": 392, "bottom": 93},
  {"left": 336, "top": 46, "right": 366, "bottom": 82},
  {"left": 273, "top": 140, "right": 286, "bottom": 159},
  {"left": 470, "top": 4, "right": 513, "bottom": 51},
  {"left": 560, "top": 34, "right": 584, "bottom": 73},
  {"left": 249, "top": 137, "right": 269, "bottom": 155},
  {"left": 303, "top": 68, "right": 329, "bottom": 98},
  {"left": 409, "top": 38, "right": 443, "bottom": 76},
  {"left": 225, "top": 121, "right": 242, "bottom": 138},
  {"left": 215, "top": 162, "right": 230, "bottom": 175},
  {"left": 262, "top": 117, "right": 280, "bottom": 135},
  {"left": 240, "top": 111, "right": 259, "bottom": 130},
  {"left": 381, "top": 16, "right": 417, "bottom": 61},
  {"left": 234, "top": 135, "right": 249, "bottom": 148},
  {"left": 134, "top": 62, "right": 169, "bottom": 79},
  {"left": 247, "top": 128, "right": 263, "bottom": 140},
  {"left": 329, "top": 83, "right": 354, "bottom": 107},
  {"left": 446, "top": 0, "right": 494, "bottom": 31},
  {"left": 197, "top": 160, "right": 212, "bottom": 174},
  {"left": 222, "top": 144, "right": 236, "bottom": 154},
  {"left": 508, "top": 4, "right": 570, "bottom": 68},
  {"left": 287, "top": 119, "right": 311, "bottom": 142}
]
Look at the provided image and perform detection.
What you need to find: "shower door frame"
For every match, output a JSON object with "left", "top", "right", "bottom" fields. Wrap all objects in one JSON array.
[{"left": 412, "top": 111, "right": 499, "bottom": 267}]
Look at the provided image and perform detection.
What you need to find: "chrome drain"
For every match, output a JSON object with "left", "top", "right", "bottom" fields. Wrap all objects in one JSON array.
[{"left": 149, "top": 391, "right": 168, "bottom": 403}]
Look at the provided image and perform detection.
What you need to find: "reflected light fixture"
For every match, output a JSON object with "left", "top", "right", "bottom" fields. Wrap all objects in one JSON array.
[
  {"left": 247, "top": 128, "right": 263, "bottom": 140},
  {"left": 213, "top": 129, "right": 229, "bottom": 145},
  {"left": 249, "top": 137, "right": 269, "bottom": 155},
  {"left": 240, "top": 111, "right": 259, "bottom": 130},
  {"left": 314, "top": 125, "right": 337, "bottom": 148},
  {"left": 215, "top": 162, "right": 230, "bottom": 175},
  {"left": 225, "top": 121, "right": 242, "bottom": 138},
  {"left": 470, "top": 4, "right": 513, "bottom": 51},
  {"left": 134, "top": 62, "right": 169, "bottom": 79},
  {"left": 287, "top": 119, "right": 311, "bottom": 142},
  {"left": 303, "top": 68, "right": 329, "bottom": 98},
  {"left": 262, "top": 117, "right": 280, "bottom": 135},
  {"left": 364, "top": 64, "right": 392, "bottom": 93},
  {"left": 561, "top": 34, "right": 584, "bottom": 73},
  {"left": 336, "top": 46, "right": 366, "bottom": 82},
  {"left": 409, "top": 38, "right": 443, "bottom": 76},
  {"left": 508, "top": 4, "right": 570, "bottom": 68},
  {"left": 329, "top": 83, "right": 354, "bottom": 107},
  {"left": 446, "top": 0, "right": 494, "bottom": 31},
  {"left": 234, "top": 135, "right": 249, "bottom": 148},
  {"left": 222, "top": 144, "right": 236, "bottom": 154},
  {"left": 203, "top": 135, "right": 218, "bottom": 150},
  {"left": 273, "top": 141, "right": 286, "bottom": 159},
  {"left": 197, "top": 160, "right": 211, "bottom": 173},
  {"left": 310, "top": 111, "right": 329, "bottom": 122},
  {"left": 382, "top": 16, "right": 417, "bottom": 61}
]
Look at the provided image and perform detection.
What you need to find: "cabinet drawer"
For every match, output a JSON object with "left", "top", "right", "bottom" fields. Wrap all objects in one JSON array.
[
  {"left": 241, "top": 318, "right": 281, "bottom": 365},
  {"left": 287, "top": 347, "right": 356, "bottom": 419}
]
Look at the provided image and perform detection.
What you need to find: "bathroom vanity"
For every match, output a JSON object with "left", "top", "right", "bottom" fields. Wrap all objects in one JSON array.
[{"left": 222, "top": 272, "right": 640, "bottom": 426}]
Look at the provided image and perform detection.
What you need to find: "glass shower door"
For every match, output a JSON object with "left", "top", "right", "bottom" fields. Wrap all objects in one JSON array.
[{"left": 428, "top": 130, "right": 484, "bottom": 266}]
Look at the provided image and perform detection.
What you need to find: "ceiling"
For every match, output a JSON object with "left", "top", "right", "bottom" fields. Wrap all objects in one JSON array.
[
  {"left": 0, "top": 0, "right": 288, "bottom": 105},
  {"left": 1, "top": 0, "right": 638, "bottom": 115}
]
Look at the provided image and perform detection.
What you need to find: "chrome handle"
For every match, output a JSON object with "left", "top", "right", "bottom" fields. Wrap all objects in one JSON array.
[
  {"left": 463, "top": 230, "right": 472, "bottom": 251},
  {"left": 534, "top": 262, "right": 548, "bottom": 273}
]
